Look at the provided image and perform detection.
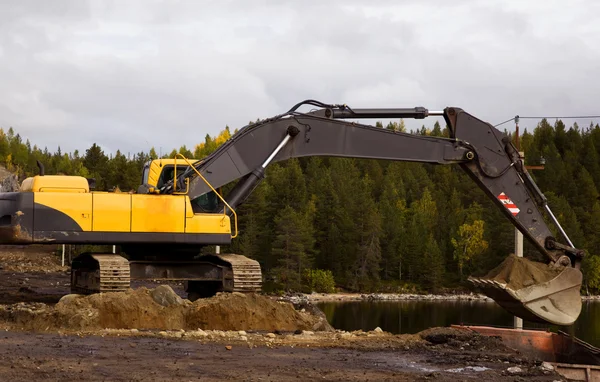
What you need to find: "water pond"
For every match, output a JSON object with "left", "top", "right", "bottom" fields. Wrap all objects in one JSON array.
[{"left": 317, "top": 300, "right": 600, "bottom": 347}]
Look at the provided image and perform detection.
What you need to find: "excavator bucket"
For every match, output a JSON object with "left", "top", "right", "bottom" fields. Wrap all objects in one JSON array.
[{"left": 468, "top": 254, "right": 583, "bottom": 326}]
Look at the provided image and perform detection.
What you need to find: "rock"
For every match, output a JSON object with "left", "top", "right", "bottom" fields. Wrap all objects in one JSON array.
[
  {"left": 238, "top": 330, "right": 247, "bottom": 336},
  {"left": 373, "top": 327, "right": 383, "bottom": 333},
  {"left": 186, "top": 330, "right": 209, "bottom": 338},
  {"left": 240, "top": 336, "right": 248, "bottom": 341},
  {"left": 225, "top": 345, "right": 232, "bottom": 350},
  {"left": 0, "top": 167, "right": 19, "bottom": 192},
  {"left": 57, "top": 294, "right": 84, "bottom": 305},
  {"left": 266, "top": 333, "right": 276, "bottom": 338},
  {"left": 507, "top": 366, "right": 522, "bottom": 374},
  {"left": 301, "top": 330, "right": 314, "bottom": 336},
  {"left": 150, "top": 285, "right": 184, "bottom": 307},
  {"left": 540, "top": 362, "right": 554, "bottom": 371}
]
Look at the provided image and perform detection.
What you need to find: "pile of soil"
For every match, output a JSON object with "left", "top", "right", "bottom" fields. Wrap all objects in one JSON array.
[
  {"left": 418, "top": 327, "right": 507, "bottom": 353},
  {"left": 482, "top": 254, "right": 563, "bottom": 289},
  {"left": 0, "top": 286, "right": 333, "bottom": 333},
  {"left": 0, "top": 246, "right": 68, "bottom": 273}
]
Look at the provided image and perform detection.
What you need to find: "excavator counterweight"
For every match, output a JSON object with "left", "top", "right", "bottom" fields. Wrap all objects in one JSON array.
[{"left": 0, "top": 100, "right": 585, "bottom": 326}]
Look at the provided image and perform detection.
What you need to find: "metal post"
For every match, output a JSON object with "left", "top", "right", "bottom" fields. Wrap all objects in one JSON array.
[
  {"left": 514, "top": 193, "right": 524, "bottom": 329},
  {"left": 514, "top": 117, "right": 523, "bottom": 330},
  {"left": 61, "top": 244, "right": 65, "bottom": 267},
  {"left": 112, "top": 245, "right": 116, "bottom": 254},
  {"left": 216, "top": 245, "right": 220, "bottom": 254}
]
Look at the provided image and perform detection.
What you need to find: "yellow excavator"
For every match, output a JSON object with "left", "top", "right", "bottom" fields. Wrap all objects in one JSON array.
[{"left": 0, "top": 100, "right": 585, "bottom": 325}]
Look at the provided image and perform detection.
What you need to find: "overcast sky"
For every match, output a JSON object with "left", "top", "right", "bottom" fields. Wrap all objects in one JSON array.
[{"left": 1, "top": 0, "right": 599, "bottom": 157}]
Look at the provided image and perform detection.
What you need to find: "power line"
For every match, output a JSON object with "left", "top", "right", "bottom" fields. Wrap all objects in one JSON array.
[
  {"left": 494, "top": 115, "right": 600, "bottom": 128},
  {"left": 494, "top": 118, "right": 517, "bottom": 128},
  {"left": 519, "top": 115, "right": 600, "bottom": 119}
]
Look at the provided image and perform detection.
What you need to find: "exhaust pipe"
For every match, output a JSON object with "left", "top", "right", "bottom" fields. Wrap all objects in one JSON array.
[{"left": 36, "top": 160, "right": 45, "bottom": 176}]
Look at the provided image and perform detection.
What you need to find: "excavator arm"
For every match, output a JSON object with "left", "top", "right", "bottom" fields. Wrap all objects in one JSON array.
[{"left": 160, "top": 100, "right": 584, "bottom": 325}]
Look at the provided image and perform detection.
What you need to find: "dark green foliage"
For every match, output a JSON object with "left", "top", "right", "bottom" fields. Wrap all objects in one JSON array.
[{"left": 3, "top": 116, "right": 600, "bottom": 293}]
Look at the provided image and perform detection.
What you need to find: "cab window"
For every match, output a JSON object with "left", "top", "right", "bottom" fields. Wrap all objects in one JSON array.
[
  {"left": 191, "top": 191, "right": 219, "bottom": 212},
  {"left": 141, "top": 164, "right": 150, "bottom": 185},
  {"left": 157, "top": 165, "right": 191, "bottom": 188}
]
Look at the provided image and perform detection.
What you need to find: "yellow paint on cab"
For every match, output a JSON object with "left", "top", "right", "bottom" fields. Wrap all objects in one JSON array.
[
  {"left": 20, "top": 175, "right": 89, "bottom": 193},
  {"left": 131, "top": 194, "right": 186, "bottom": 233},
  {"left": 185, "top": 212, "right": 231, "bottom": 234},
  {"left": 21, "top": 167, "right": 231, "bottom": 236},
  {"left": 92, "top": 193, "right": 132, "bottom": 232},
  {"left": 146, "top": 158, "right": 200, "bottom": 188},
  {"left": 35, "top": 191, "right": 232, "bottom": 234}
]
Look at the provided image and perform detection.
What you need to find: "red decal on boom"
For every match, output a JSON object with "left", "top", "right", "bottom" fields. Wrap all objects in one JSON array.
[{"left": 498, "top": 192, "right": 520, "bottom": 216}]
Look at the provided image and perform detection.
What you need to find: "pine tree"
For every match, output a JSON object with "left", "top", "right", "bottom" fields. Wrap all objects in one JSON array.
[
  {"left": 350, "top": 175, "right": 383, "bottom": 292},
  {"left": 421, "top": 234, "right": 444, "bottom": 291},
  {"left": 402, "top": 188, "right": 439, "bottom": 286},
  {"left": 83, "top": 143, "right": 109, "bottom": 189},
  {"left": 378, "top": 163, "right": 407, "bottom": 281},
  {"left": 582, "top": 137, "right": 600, "bottom": 188},
  {"left": 270, "top": 205, "right": 314, "bottom": 291},
  {"left": 306, "top": 158, "right": 344, "bottom": 275}
]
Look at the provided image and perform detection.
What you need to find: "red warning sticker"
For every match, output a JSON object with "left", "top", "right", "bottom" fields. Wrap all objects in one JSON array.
[{"left": 498, "top": 192, "right": 520, "bottom": 216}]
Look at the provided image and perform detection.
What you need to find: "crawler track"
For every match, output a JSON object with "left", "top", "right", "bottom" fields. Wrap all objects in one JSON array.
[
  {"left": 215, "top": 254, "right": 262, "bottom": 293},
  {"left": 71, "top": 254, "right": 130, "bottom": 294}
]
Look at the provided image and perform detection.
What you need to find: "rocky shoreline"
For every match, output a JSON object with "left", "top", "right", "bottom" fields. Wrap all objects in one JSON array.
[
  {"left": 280, "top": 291, "right": 600, "bottom": 304},
  {"left": 280, "top": 292, "right": 494, "bottom": 304}
]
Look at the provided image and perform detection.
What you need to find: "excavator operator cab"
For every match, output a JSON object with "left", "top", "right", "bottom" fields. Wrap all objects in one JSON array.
[
  {"left": 140, "top": 159, "right": 220, "bottom": 212},
  {"left": 140, "top": 159, "right": 197, "bottom": 189}
]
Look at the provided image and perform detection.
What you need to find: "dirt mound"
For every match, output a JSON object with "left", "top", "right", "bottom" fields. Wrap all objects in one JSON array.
[
  {"left": 0, "top": 247, "right": 67, "bottom": 273},
  {"left": 482, "top": 254, "right": 563, "bottom": 290},
  {"left": 0, "top": 286, "right": 333, "bottom": 333},
  {"left": 187, "top": 292, "right": 330, "bottom": 331},
  {"left": 418, "top": 327, "right": 507, "bottom": 352}
]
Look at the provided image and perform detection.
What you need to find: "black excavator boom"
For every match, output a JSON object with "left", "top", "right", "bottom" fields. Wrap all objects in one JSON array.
[{"left": 158, "top": 100, "right": 585, "bottom": 325}]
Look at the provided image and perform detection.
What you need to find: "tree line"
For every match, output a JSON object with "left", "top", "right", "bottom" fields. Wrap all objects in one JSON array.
[{"left": 1, "top": 118, "right": 599, "bottom": 294}]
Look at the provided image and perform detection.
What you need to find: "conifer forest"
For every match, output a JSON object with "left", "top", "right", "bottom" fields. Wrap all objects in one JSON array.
[{"left": 3, "top": 117, "right": 600, "bottom": 294}]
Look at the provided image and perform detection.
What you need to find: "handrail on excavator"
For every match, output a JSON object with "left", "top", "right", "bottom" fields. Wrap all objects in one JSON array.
[{"left": 173, "top": 153, "right": 238, "bottom": 239}]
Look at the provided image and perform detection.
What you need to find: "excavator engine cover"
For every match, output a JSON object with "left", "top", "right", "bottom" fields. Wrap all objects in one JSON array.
[{"left": 468, "top": 254, "right": 582, "bottom": 326}]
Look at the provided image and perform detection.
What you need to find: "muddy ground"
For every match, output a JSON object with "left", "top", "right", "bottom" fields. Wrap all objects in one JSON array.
[{"left": 0, "top": 247, "right": 568, "bottom": 381}]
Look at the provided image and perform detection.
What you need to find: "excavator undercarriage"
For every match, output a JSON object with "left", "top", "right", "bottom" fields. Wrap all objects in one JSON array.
[
  {"left": 70, "top": 252, "right": 261, "bottom": 299},
  {"left": 0, "top": 100, "right": 587, "bottom": 326}
]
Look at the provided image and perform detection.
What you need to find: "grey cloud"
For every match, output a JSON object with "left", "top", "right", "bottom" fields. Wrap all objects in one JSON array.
[{"left": 1, "top": 0, "right": 600, "bottom": 157}]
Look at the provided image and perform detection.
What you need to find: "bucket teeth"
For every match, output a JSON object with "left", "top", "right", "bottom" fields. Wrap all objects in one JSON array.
[
  {"left": 468, "top": 276, "right": 506, "bottom": 290},
  {"left": 467, "top": 276, "right": 480, "bottom": 285}
]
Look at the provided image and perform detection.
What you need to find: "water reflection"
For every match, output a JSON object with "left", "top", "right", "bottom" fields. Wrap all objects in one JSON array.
[{"left": 317, "top": 300, "right": 600, "bottom": 347}]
